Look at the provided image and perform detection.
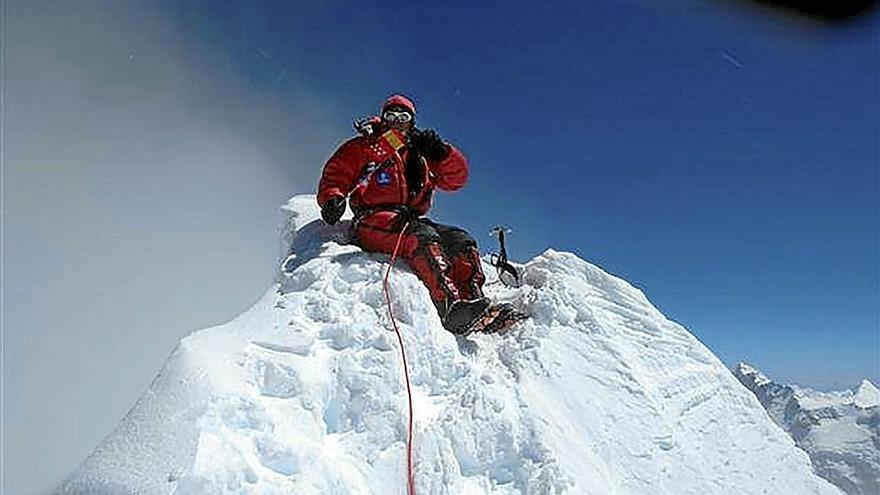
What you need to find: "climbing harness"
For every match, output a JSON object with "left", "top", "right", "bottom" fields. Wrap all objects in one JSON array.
[{"left": 383, "top": 221, "right": 417, "bottom": 495}]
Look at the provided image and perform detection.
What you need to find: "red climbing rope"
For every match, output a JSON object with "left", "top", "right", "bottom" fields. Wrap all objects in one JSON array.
[{"left": 382, "top": 221, "right": 416, "bottom": 495}]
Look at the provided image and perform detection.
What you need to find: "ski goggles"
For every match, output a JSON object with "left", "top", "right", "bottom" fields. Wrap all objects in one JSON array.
[{"left": 382, "top": 109, "right": 413, "bottom": 123}]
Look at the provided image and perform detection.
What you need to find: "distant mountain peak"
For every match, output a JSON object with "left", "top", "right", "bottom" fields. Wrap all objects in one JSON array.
[
  {"left": 733, "top": 363, "right": 879, "bottom": 495},
  {"left": 854, "top": 380, "right": 880, "bottom": 409},
  {"left": 736, "top": 362, "right": 772, "bottom": 386}
]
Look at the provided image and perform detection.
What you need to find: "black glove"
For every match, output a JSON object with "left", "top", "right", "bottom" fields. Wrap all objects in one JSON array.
[
  {"left": 409, "top": 128, "right": 450, "bottom": 161},
  {"left": 321, "top": 196, "right": 346, "bottom": 225}
]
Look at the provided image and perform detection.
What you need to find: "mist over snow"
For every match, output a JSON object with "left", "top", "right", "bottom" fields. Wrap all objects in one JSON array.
[{"left": 5, "top": 2, "right": 343, "bottom": 492}]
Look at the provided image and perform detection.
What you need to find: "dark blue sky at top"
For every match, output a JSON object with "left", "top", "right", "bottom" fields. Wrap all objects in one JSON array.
[{"left": 164, "top": 0, "right": 877, "bottom": 388}]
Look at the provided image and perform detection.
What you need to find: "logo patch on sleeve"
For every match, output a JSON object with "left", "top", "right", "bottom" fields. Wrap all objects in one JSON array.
[{"left": 376, "top": 171, "right": 392, "bottom": 185}]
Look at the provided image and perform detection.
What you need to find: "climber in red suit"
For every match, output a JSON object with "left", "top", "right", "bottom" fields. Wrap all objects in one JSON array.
[{"left": 316, "top": 94, "right": 492, "bottom": 334}]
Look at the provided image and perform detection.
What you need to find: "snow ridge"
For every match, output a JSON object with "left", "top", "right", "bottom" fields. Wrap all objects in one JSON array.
[
  {"left": 734, "top": 363, "right": 879, "bottom": 495},
  {"left": 57, "top": 195, "right": 841, "bottom": 494}
]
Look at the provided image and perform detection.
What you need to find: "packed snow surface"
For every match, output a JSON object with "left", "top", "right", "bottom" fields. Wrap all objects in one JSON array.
[
  {"left": 734, "top": 363, "right": 879, "bottom": 495},
  {"left": 57, "top": 195, "right": 841, "bottom": 494}
]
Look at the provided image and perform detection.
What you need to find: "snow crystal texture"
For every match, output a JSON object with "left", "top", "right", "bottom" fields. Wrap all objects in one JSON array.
[{"left": 57, "top": 195, "right": 842, "bottom": 495}]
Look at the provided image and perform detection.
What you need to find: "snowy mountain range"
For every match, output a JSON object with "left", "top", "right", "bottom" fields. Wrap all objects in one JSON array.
[
  {"left": 733, "top": 363, "right": 879, "bottom": 495},
  {"left": 56, "top": 195, "right": 843, "bottom": 494}
]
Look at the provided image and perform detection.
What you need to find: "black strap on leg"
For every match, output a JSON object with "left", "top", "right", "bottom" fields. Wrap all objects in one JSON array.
[
  {"left": 489, "top": 226, "right": 521, "bottom": 288},
  {"left": 351, "top": 205, "right": 419, "bottom": 239}
]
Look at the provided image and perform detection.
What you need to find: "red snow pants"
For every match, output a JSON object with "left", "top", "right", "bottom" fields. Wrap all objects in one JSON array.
[{"left": 351, "top": 209, "right": 486, "bottom": 316}]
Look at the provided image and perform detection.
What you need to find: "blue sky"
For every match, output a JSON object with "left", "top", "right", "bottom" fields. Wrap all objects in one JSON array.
[
  {"left": 163, "top": 0, "right": 878, "bottom": 388},
  {"left": 156, "top": 0, "right": 879, "bottom": 388}
]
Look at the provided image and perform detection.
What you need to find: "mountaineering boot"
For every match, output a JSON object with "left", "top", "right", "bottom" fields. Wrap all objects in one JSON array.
[
  {"left": 441, "top": 297, "right": 492, "bottom": 335},
  {"left": 467, "top": 302, "right": 529, "bottom": 335}
]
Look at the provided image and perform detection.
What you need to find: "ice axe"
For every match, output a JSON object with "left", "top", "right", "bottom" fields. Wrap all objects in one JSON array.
[{"left": 489, "top": 226, "right": 522, "bottom": 288}]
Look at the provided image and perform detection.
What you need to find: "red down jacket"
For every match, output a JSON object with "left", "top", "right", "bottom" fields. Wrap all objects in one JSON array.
[{"left": 317, "top": 129, "right": 468, "bottom": 216}]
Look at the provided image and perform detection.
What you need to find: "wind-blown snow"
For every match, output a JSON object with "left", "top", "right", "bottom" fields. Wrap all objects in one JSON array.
[{"left": 57, "top": 195, "right": 841, "bottom": 494}]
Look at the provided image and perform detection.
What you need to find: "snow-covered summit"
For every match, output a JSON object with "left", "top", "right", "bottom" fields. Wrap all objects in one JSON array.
[
  {"left": 735, "top": 362, "right": 772, "bottom": 387},
  {"left": 854, "top": 380, "right": 880, "bottom": 410},
  {"left": 733, "top": 363, "right": 879, "bottom": 495},
  {"left": 57, "top": 195, "right": 841, "bottom": 494}
]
